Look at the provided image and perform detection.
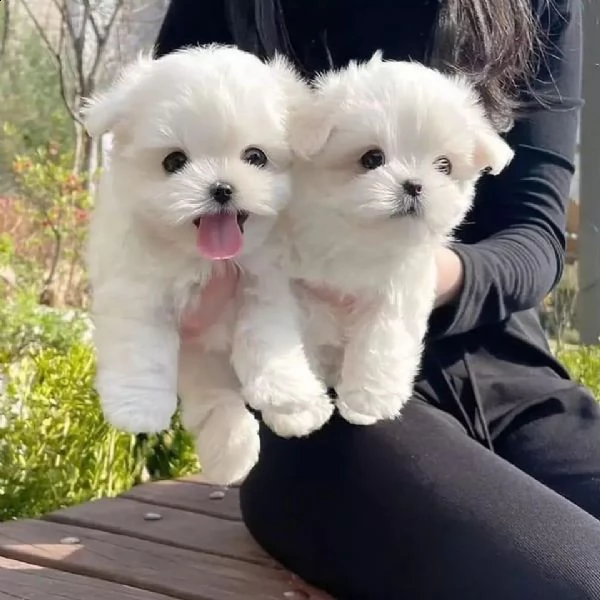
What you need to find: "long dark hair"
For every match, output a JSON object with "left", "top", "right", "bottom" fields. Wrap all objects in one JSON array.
[
  {"left": 430, "top": 0, "right": 540, "bottom": 130},
  {"left": 226, "top": 0, "right": 541, "bottom": 131}
]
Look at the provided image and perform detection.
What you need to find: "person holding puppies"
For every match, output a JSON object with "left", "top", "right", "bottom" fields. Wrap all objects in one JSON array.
[{"left": 156, "top": 1, "right": 599, "bottom": 598}]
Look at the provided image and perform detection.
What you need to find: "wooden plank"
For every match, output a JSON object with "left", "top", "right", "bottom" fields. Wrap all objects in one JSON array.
[
  {"left": 183, "top": 474, "right": 241, "bottom": 489},
  {"left": 0, "top": 520, "right": 329, "bottom": 600},
  {"left": 184, "top": 474, "right": 238, "bottom": 485},
  {"left": 44, "top": 497, "right": 276, "bottom": 567},
  {"left": 0, "top": 556, "right": 172, "bottom": 600},
  {"left": 122, "top": 479, "right": 242, "bottom": 521}
]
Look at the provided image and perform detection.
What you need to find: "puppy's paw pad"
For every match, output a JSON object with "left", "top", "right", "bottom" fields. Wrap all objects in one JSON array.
[
  {"left": 195, "top": 408, "right": 260, "bottom": 486},
  {"left": 262, "top": 398, "right": 334, "bottom": 438},
  {"left": 336, "top": 389, "right": 408, "bottom": 426},
  {"left": 243, "top": 375, "right": 327, "bottom": 413},
  {"left": 336, "top": 403, "right": 379, "bottom": 426}
]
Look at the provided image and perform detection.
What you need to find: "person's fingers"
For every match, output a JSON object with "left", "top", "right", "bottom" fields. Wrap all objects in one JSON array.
[
  {"left": 179, "top": 273, "right": 366, "bottom": 339},
  {"left": 180, "top": 265, "right": 239, "bottom": 337}
]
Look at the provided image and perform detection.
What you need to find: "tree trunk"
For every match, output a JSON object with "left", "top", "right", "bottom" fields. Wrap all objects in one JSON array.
[
  {"left": 73, "top": 121, "right": 97, "bottom": 189},
  {"left": 73, "top": 121, "right": 87, "bottom": 174},
  {"left": 0, "top": 0, "right": 10, "bottom": 64}
]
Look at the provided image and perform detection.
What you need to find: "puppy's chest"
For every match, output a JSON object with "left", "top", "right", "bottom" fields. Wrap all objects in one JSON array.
[
  {"left": 293, "top": 292, "right": 349, "bottom": 386},
  {"left": 289, "top": 233, "right": 425, "bottom": 293},
  {"left": 294, "top": 283, "right": 362, "bottom": 346}
]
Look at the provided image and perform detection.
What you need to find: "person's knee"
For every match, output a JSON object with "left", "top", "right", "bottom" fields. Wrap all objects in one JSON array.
[{"left": 495, "top": 385, "right": 600, "bottom": 518}]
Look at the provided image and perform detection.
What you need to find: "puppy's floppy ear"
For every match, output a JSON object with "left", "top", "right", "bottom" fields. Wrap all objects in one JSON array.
[
  {"left": 266, "top": 54, "right": 333, "bottom": 159},
  {"left": 288, "top": 95, "right": 337, "bottom": 160},
  {"left": 444, "top": 72, "right": 514, "bottom": 175},
  {"left": 287, "top": 69, "right": 345, "bottom": 160},
  {"left": 473, "top": 126, "right": 514, "bottom": 175},
  {"left": 82, "top": 52, "right": 155, "bottom": 138},
  {"left": 452, "top": 73, "right": 515, "bottom": 176}
]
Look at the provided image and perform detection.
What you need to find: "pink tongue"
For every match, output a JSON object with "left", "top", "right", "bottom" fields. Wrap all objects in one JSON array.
[{"left": 196, "top": 213, "right": 243, "bottom": 260}]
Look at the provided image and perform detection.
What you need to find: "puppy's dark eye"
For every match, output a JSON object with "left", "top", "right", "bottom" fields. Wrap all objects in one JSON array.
[
  {"left": 360, "top": 148, "right": 386, "bottom": 170},
  {"left": 433, "top": 156, "right": 452, "bottom": 175},
  {"left": 162, "top": 151, "right": 188, "bottom": 174},
  {"left": 242, "top": 146, "right": 268, "bottom": 168}
]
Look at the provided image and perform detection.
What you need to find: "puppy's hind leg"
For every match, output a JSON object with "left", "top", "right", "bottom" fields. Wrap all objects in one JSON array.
[{"left": 178, "top": 342, "right": 259, "bottom": 486}]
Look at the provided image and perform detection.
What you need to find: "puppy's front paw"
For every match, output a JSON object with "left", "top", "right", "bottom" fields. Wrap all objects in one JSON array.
[
  {"left": 243, "top": 368, "right": 328, "bottom": 414},
  {"left": 99, "top": 386, "right": 177, "bottom": 433},
  {"left": 336, "top": 388, "right": 410, "bottom": 426},
  {"left": 262, "top": 395, "right": 334, "bottom": 438},
  {"left": 195, "top": 404, "right": 260, "bottom": 486}
]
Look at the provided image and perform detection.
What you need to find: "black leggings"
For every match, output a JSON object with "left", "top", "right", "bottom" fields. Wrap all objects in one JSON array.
[{"left": 240, "top": 386, "right": 600, "bottom": 599}]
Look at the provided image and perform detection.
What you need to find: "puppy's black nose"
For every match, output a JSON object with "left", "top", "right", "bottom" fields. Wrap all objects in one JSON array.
[
  {"left": 210, "top": 182, "right": 235, "bottom": 204},
  {"left": 403, "top": 179, "right": 423, "bottom": 198}
]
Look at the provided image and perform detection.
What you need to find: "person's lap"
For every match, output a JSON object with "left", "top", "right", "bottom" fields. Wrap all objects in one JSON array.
[
  {"left": 240, "top": 385, "right": 600, "bottom": 599},
  {"left": 494, "top": 384, "right": 600, "bottom": 516}
]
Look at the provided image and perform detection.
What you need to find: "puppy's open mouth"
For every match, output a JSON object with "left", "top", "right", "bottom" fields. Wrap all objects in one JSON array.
[
  {"left": 193, "top": 211, "right": 249, "bottom": 232},
  {"left": 193, "top": 211, "right": 250, "bottom": 261}
]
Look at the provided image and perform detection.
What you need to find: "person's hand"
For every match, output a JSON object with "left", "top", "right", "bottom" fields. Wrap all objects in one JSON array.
[
  {"left": 433, "top": 246, "right": 464, "bottom": 308},
  {"left": 179, "top": 263, "right": 239, "bottom": 338}
]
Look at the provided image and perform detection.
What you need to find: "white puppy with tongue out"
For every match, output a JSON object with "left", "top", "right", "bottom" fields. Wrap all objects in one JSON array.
[{"left": 84, "top": 45, "right": 333, "bottom": 485}]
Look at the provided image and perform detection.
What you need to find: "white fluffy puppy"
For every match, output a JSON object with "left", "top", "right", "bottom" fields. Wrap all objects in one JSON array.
[
  {"left": 287, "top": 54, "right": 514, "bottom": 425},
  {"left": 84, "top": 45, "right": 333, "bottom": 485}
]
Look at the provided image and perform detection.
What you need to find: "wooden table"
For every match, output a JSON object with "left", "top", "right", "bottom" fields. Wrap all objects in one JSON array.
[{"left": 0, "top": 476, "right": 331, "bottom": 599}]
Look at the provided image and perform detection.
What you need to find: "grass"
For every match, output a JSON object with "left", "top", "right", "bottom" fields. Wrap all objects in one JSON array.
[{"left": 558, "top": 345, "right": 600, "bottom": 397}]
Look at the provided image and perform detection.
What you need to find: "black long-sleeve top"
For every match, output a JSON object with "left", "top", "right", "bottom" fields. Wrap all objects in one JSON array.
[{"left": 155, "top": 0, "right": 583, "bottom": 395}]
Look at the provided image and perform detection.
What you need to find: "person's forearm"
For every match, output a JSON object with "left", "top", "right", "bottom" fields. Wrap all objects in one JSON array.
[
  {"left": 429, "top": 228, "right": 563, "bottom": 338},
  {"left": 434, "top": 247, "right": 465, "bottom": 308}
]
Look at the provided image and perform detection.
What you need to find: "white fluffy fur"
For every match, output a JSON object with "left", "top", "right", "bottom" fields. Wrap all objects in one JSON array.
[
  {"left": 84, "top": 46, "right": 333, "bottom": 486},
  {"left": 286, "top": 54, "right": 515, "bottom": 425}
]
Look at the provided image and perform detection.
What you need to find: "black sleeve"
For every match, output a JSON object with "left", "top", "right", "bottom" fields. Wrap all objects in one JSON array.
[
  {"left": 429, "top": 0, "right": 582, "bottom": 339},
  {"left": 154, "top": 0, "right": 233, "bottom": 57}
]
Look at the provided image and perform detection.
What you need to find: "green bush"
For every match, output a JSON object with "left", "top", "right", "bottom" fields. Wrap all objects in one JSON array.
[
  {"left": 7, "top": 144, "right": 93, "bottom": 306},
  {"left": 0, "top": 297, "right": 198, "bottom": 522},
  {"left": 0, "top": 293, "right": 90, "bottom": 364},
  {"left": 558, "top": 345, "right": 600, "bottom": 398}
]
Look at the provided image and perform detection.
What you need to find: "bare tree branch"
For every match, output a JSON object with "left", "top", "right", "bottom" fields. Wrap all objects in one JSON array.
[
  {"left": 88, "top": 0, "right": 125, "bottom": 87},
  {"left": 50, "top": 0, "right": 85, "bottom": 91},
  {"left": 81, "top": 0, "right": 101, "bottom": 41},
  {"left": 19, "top": 0, "right": 60, "bottom": 62},
  {"left": 79, "top": 0, "right": 90, "bottom": 52},
  {"left": 18, "top": 0, "right": 128, "bottom": 176},
  {"left": 57, "top": 27, "right": 82, "bottom": 125},
  {"left": 104, "top": 0, "right": 124, "bottom": 42},
  {"left": 18, "top": 0, "right": 81, "bottom": 124},
  {"left": 50, "top": 0, "right": 78, "bottom": 55},
  {"left": 0, "top": 0, "right": 10, "bottom": 62},
  {"left": 60, "top": 28, "right": 79, "bottom": 87}
]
